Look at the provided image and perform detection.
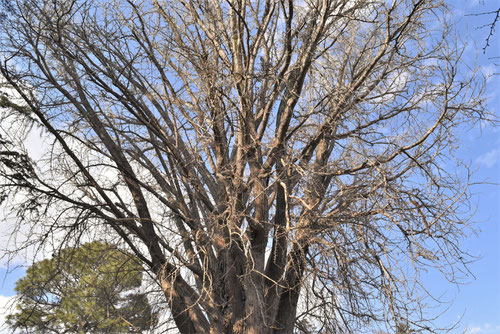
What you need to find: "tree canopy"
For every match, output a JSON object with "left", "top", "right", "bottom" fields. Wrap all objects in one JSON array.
[
  {"left": 0, "top": 0, "right": 490, "bottom": 333},
  {"left": 6, "top": 242, "right": 157, "bottom": 334}
]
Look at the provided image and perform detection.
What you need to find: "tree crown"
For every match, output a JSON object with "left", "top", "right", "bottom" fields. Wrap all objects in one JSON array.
[
  {"left": 0, "top": 0, "right": 490, "bottom": 332},
  {"left": 7, "top": 241, "right": 156, "bottom": 334}
]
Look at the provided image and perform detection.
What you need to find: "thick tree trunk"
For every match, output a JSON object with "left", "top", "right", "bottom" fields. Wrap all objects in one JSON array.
[{"left": 159, "top": 272, "right": 210, "bottom": 334}]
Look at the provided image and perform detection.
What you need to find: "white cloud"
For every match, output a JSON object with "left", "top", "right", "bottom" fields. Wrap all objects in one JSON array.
[
  {"left": 0, "top": 213, "right": 38, "bottom": 269},
  {"left": 23, "top": 127, "right": 47, "bottom": 161},
  {"left": 0, "top": 294, "right": 15, "bottom": 334},
  {"left": 481, "top": 64, "right": 497, "bottom": 82},
  {"left": 466, "top": 324, "right": 500, "bottom": 334},
  {"left": 476, "top": 148, "right": 500, "bottom": 168}
]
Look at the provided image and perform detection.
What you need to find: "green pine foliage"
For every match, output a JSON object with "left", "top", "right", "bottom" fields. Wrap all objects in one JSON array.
[{"left": 6, "top": 242, "right": 157, "bottom": 333}]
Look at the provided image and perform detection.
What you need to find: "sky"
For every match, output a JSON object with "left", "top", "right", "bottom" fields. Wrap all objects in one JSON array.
[
  {"left": 433, "top": 0, "right": 500, "bottom": 333},
  {"left": 0, "top": 1, "right": 499, "bottom": 333}
]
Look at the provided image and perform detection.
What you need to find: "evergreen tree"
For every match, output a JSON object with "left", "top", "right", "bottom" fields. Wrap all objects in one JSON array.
[{"left": 6, "top": 242, "right": 156, "bottom": 333}]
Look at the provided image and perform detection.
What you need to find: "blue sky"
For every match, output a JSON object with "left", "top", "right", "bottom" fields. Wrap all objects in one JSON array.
[
  {"left": 425, "top": 0, "right": 500, "bottom": 332},
  {"left": 0, "top": 0, "right": 499, "bottom": 333}
]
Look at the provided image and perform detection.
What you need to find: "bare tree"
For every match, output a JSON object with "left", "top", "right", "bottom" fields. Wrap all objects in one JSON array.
[
  {"left": 0, "top": 0, "right": 488, "bottom": 333},
  {"left": 466, "top": 5, "right": 500, "bottom": 54}
]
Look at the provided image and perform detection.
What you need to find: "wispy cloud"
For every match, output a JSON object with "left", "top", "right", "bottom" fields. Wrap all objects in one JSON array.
[
  {"left": 465, "top": 324, "right": 500, "bottom": 334},
  {"left": 481, "top": 64, "right": 497, "bottom": 82},
  {"left": 476, "top": 148, "right": 500, "bottom": 168},
  {"left": 466, "top": 324, "right": 500, "bottom": 334}
]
